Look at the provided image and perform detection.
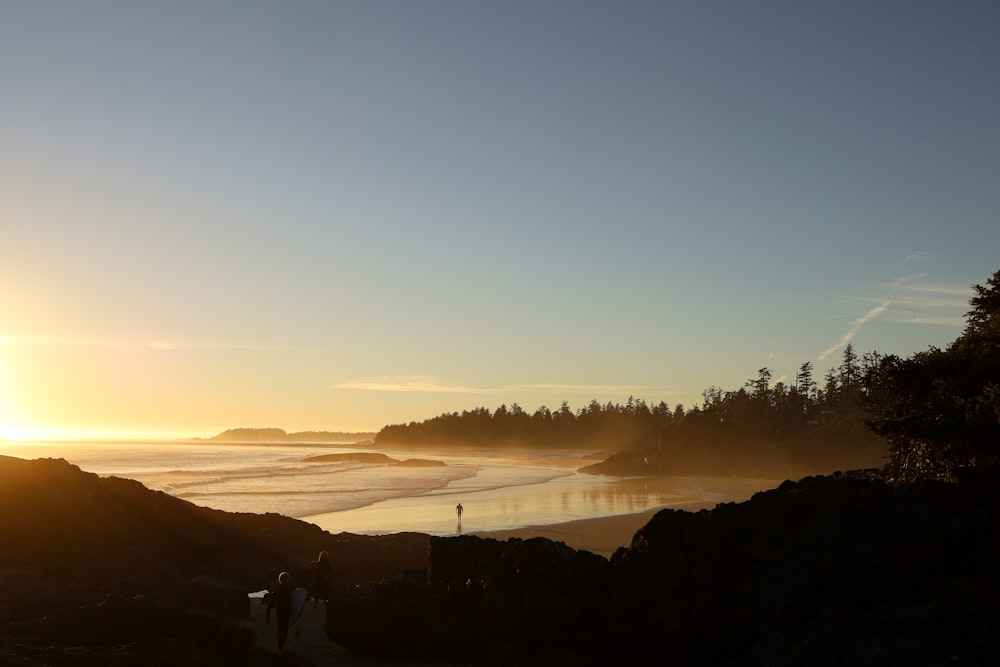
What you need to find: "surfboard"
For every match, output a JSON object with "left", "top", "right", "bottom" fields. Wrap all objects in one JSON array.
[{"left": 290, "top": 587, "right": 308, "bottom": 625}]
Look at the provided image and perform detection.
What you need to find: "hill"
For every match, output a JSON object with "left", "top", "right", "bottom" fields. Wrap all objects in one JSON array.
[
  {"left": 5, "top": 454, "right": 998, "bottom": 664},
  {"left": 327, "top": 471, "right": 1000, "bottom": 664},
  {"left": 0, "top": 455, "right": 426, "bottom": 665}
]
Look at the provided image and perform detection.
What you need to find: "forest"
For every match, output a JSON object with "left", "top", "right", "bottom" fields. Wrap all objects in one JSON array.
[
  {"left": 376, "top": 270, "right": 1000, "bottom": 482},
  {"left": 374, "top": 345, "right": 873, "bottom": 450}
]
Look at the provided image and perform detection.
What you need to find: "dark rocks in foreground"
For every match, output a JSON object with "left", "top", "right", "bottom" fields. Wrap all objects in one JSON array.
[
  {"left": 326, "top": 471, "right": 1000, "bottom": 665},
  {"left": 0, "top": 455, "right": 427, "bottom": 665},
  {"left": 610, "top": 471, "right": 1000, "bottom": 665},
  {"left": 3, "top": 594, "right": 271, "bottom": 667},
  {"left": 4, "top": 454, "right": 1000, "bottom": 665},
  {"left": 327, "top": 536, "right": 609, "bottom": 663}
]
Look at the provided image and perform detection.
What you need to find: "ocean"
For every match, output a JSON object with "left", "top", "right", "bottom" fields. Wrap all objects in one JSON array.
[{"left": 0, "top": 440, "right": 695, "bottom": 537}]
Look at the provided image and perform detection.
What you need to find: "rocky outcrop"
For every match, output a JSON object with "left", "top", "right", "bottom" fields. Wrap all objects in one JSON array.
[
  {"left": 326, "top": 472, "right": 1000, "bottom": 665},
  {"left": 5, "top": 454, "right": 999, "bottom": 665},
  {"left": 607, "top": 472, "right": 1000, "bottom": 664},
  {"left": 3, "top": 593, "right": 278, "bottom": 667},
  {"left": 0, "top": 455, "right": 429, "bottom": 665},
  {"left": 180, "top": 575, "right": 251, "bottom": 618},
  {"left": 327, "top": 535, "right": 610, "bottom": 663},
  {"left": 0, "top": 455, "right": 428, "bottom": 604}
]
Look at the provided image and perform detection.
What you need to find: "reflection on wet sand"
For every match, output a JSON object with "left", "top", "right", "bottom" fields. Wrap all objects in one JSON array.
[{"left": 304, "top": 472, "right": 780, "bottom": 546}]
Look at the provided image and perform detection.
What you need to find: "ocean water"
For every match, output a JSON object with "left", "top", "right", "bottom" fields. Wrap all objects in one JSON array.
[{"left": 0, "top": 440, "right": 720, "bottom": 537}]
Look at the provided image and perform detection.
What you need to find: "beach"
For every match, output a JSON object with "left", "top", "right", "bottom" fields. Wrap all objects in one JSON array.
[
  {"left": 472, "top": 476, "right": 780, "bottom": 556},
  {"left": 0, "top": 440, "right": 782, "bottom": 557}
]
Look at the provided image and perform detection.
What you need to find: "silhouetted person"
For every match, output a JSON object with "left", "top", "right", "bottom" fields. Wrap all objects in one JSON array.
[
  {"left": 311, "top": 550, "right": 333, "bottom": 607},
  {"left": 456, "top": 502, "right": 463, "bottom": 520},
  {"left": 266, "top": 571, "right": 295, "bottom": 651}
]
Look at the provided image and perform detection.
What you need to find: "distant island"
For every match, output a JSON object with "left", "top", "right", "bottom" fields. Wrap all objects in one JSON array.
[
  {"left": 209, "top": 427, "right": 375, "bottom": 443},
  {"left": 301, "top": 452, "right": 448, "bottom": 467}
]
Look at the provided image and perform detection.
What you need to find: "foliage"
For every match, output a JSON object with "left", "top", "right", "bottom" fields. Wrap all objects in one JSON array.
[
  {"left": 862, "top": 270, "right": 1000, "bottom": 481},
  {"left": 375, "top": 343, "right": 880, "bottom": 453},
  {"left": 376, "top": 270, "right": 1000, "bottom": 481}
]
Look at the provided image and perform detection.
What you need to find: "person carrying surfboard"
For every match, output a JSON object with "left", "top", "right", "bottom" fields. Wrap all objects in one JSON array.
[{"left": 265, "top": 571, "right": 295, "bottom": 651}]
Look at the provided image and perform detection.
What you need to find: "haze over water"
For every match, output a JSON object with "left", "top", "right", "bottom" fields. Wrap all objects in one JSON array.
[{"left": 0, "top": 440, "right": 747, "bottom": 536}]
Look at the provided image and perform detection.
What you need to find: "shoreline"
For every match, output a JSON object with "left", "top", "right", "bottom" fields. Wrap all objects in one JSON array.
[
  {"left": 473, "top": 476, "right": 782, "bottom": 557},
  {"left": 472, "top": 508, "right": 660, "bottom": 557}
]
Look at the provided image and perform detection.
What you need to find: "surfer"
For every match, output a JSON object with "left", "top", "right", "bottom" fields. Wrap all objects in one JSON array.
[
  {"left": 265, "top": 571, "right": 295, "bottom": 651},
  {"left": 311, "top": 550, "right": 333, "bottom": 607}
]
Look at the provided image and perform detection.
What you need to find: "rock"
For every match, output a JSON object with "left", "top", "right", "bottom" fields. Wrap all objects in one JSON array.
[
  {"left": 428, "top": 534, "right": 505, "bottom": 587},
  {"left": 606, "top": 473, "right": 1000, "bottom": 664},
  {"left": 0, "top": 455, "right": 433, "bottom": 665},
  {"left": 326, "top": 578, "right": 487, "bottom": 662},
  {"left": 179, "top": 575, "right": 250, "bottom": 618},
  {"left": 329, "top": 473, "right": 1000, "bottom": 665},
  {"left": 327, "top": 535, "right": 610, "bottom": 662},
  {"left": 4, "top": 593, "right": 263, "bottom": 664}
]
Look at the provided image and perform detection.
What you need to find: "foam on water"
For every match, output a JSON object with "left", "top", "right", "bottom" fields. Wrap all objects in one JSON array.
[{"left": 0, "top": 440, "right": 684, "bottom": 534}]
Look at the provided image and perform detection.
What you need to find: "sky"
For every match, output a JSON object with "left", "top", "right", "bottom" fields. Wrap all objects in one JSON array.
[{"left": 1, "top": 1, "right": 998, "bottom": 440}]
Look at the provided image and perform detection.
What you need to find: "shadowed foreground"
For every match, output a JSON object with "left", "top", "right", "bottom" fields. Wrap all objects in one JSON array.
[
  {"left": 0, "top": 455, "right": 428, "bottom": 666},
  {"left": 329, "top": 472, "right": 1000, "bottom": 665},
  {"left": 2, "top": 455, "right": 999, "bottom": 665}
]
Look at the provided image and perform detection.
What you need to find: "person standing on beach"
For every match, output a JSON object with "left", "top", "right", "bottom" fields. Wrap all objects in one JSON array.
[
  {"left": 311, "top": 550, "right": 333, "bottom": 607},
  {"left": 265, "top": 571, "right": 295, "bottom": 651},
  {"left": 456, "top": 503, "right": 463, "bottom": 521}
]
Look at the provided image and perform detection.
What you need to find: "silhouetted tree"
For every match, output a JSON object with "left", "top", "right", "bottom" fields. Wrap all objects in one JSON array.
[
  {"left": 863, "top": 269, "right": 1000, "bottom": 480},
  {"left": 796, "top": 361, "right": 816, "bottom": 407}
]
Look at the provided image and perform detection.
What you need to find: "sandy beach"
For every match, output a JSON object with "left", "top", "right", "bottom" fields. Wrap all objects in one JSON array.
[
  {"left": 474, "top": 476, "right": 781, "bottom": 557},
  {"left": 233, "top": 476, "right": 781, "bottom": 665}
]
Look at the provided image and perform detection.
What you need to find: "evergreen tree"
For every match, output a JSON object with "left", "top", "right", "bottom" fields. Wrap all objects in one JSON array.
[
  {"left": 863, "top": 269, "right": 1000, "bottom": 480},
  {"left": 796, "top": 361, "right": 815, "bottom": 402}
]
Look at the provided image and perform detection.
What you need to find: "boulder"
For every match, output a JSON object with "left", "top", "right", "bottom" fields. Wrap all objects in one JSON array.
[
  {"left": 328, "top": 535, "right": 609, "bottom": 662},
  {"left": 179, "top": 575, "right": 250, "bottom": 618}
]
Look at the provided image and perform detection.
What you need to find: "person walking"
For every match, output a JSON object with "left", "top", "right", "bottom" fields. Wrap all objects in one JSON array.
[
  {"left": 265, "top": 571, "right": 295, "bottom": 651},
  {"left": 311, "top": 550, "right": 333, "bottom": 607},
  {"left": 456, "top": 503, "right": 463, "bottom": 520}
]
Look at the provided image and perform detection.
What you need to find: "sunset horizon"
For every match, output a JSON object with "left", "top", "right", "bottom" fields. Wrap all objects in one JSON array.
[{"left": 2, "top": 2, "right": 996, "bottom": 444}]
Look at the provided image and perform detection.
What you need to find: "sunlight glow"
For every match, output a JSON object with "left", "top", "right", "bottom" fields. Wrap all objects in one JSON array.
[
  {"left": 0, "top": 424, "right": 209, "bottom": 442},
  {"left": 0, "top": 357, "right": 10, "bottom": 440}
]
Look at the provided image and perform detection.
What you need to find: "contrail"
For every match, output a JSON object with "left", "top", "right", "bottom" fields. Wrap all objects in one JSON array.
[{"left": 818, "top": 301, "right": 891, "bottom": 361}]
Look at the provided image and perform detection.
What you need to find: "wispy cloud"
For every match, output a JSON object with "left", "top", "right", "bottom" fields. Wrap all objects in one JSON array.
[
  {"left": 507, "top": 382, "right": 675, "bottom": 395},
  {"left": 331, "top": 377, "right": 483, "bottom": 394},
  {"left": 0, "top": 335, "right": 292, "bottom": 351},
  {"left": 882, "top": 283, "right": 969, "bottom": 327},
  {"left": 904, "top": 251, "right": 935, "bottom": 267},
  {"left": 817, "top": 255, "right": 971, "bottom": 360},
  {"left": 818, "top": 301, "right": 891, "bottom": 360},
  {"left": 331, "top": 377, "right": 679, "bottom": 397}
]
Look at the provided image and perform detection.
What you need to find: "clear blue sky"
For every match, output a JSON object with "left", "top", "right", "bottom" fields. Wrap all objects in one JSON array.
[{"left": 1, "top": 1, "right": 998, "bottom": 438}]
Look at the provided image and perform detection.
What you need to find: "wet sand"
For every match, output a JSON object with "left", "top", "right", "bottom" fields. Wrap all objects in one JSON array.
[
  {"left": 473, "top": 476, "right": 781, "bottom": 557},
  {"left": 238, "top": 476, "right": 781, "bottom": 664}
]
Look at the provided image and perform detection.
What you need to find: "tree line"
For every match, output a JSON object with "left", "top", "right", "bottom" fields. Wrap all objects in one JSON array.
[
  {"left": 376, "top": 269, "right": 1000, "bottom": 482},
  {"left": 374, "top": 344, "right": 879, "bottom": 451}
]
